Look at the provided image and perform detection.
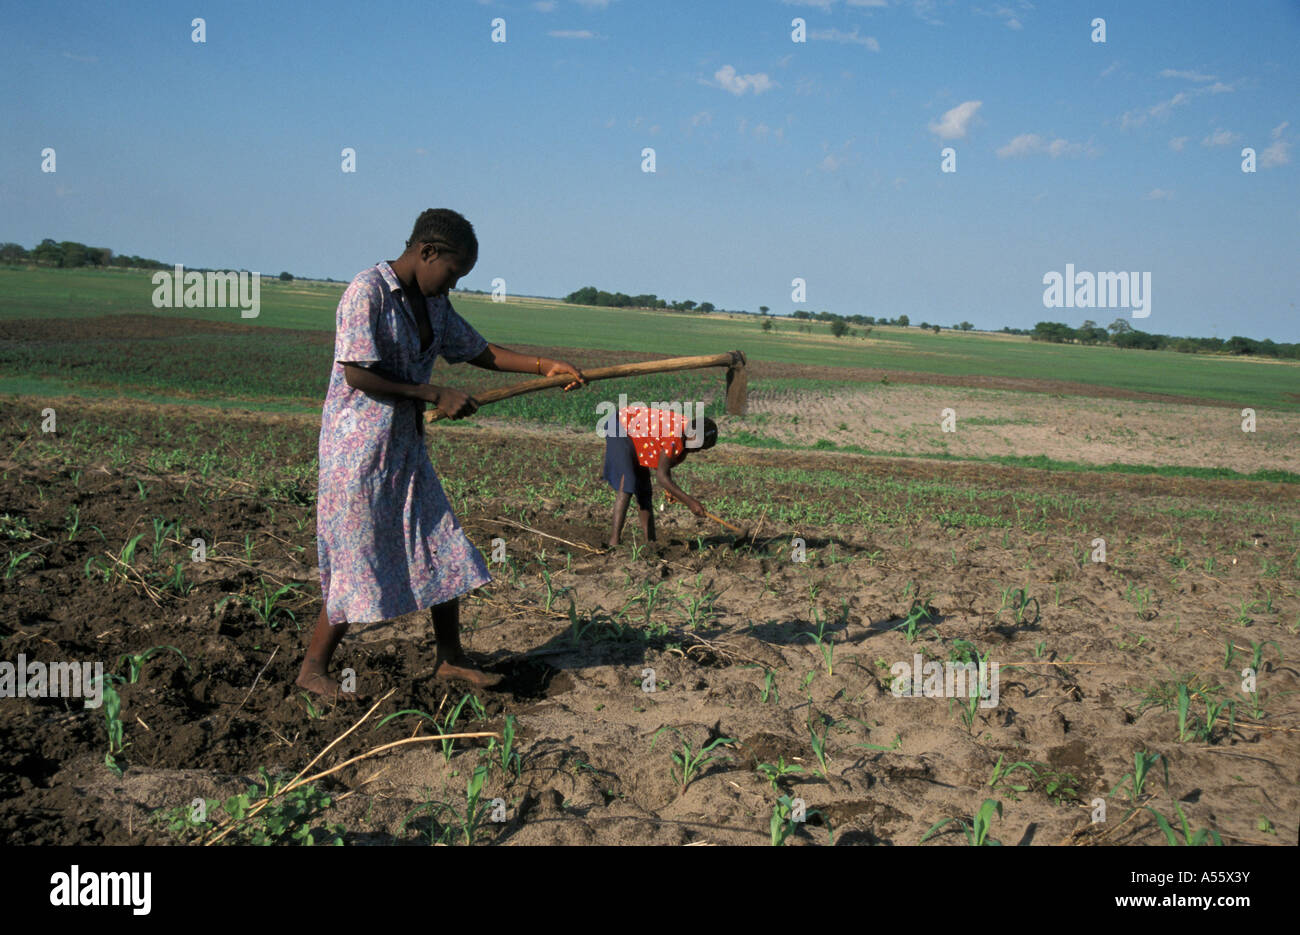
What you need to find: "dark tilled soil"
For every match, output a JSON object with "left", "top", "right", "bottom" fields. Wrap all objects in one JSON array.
[{"left": 0, "top": 396, "right": 1296, "bottom": 846}]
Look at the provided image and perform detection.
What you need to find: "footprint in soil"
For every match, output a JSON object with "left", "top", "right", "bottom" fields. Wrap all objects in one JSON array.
[
  {"left": 478, "top": 658, "right": 574, "bottom": 702},
  {"left": 736, "top": 731, "right": 803, "bottom": 769}
]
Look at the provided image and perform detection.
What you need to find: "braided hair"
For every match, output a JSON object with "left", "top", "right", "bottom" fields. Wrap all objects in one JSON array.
[{"left": 406, "top": 208, "right": 478, "bottom": 265}]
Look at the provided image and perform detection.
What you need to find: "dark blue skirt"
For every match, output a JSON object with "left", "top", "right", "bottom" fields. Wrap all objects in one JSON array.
[{"left": 602, "top": 433, "right": 653, "bottom": 508}]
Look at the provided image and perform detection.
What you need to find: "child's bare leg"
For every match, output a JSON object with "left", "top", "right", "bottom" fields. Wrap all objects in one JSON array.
[
  {"left": 297, "top": 604, "right": 354, "bottom": 700},
  {"left": 432, "top": 598, "right": 501, "bottom": 688},
  {"left": 608, "top": 491, "right": 633, "bottom": 547},
  {"left": 639, "top": 504, "right": 656, "bottom": 542}
]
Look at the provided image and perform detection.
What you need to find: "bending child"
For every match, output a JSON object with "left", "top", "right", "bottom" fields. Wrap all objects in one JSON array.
[{"left": 602, "top": 404, "right": 717, "bottom": 547}]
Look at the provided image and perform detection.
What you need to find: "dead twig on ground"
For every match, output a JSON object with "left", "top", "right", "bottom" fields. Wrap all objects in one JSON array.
[
  {"left": 481, "top": 517, "right": 604, "bottom": 553},
  {"left": 226, "top": 647, "right": 278, "bottom": 726}
]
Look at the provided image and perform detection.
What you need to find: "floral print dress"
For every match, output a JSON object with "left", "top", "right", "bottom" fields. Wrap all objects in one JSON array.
[{"left": 316, "top": 261, "right": 492, "bottom": 625}]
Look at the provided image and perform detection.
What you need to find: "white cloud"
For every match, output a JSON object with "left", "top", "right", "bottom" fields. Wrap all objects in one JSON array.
[
  {"left": 1148, "top": 91, "right": 1189, "bottom": 120},
  {"left": 1159, "top": 68, "right": 1216, "bottom": 82},
  {"left": 742, "top": 122, "right": 786, "bottom": 143},
  {"left": 928, "top": 100, "right": 982, "bottom": 139},
  {"left": 1100, "top": 61, "right": 1120, "bottom": 78},
  {"left": 1201, "top": 128, "right": 1237, "bottom": 147},
  {"left": 810, "top": 26, "right": 881, "bottom": 50},
  {"left": 1120, "top": 91, "right": 1187, "bottom": 129},
  {"left": 531, "top": 1, "right": 556, "bottom": 10},
  {"left": 1261, "top": 139, "right": 1291, "bottom": 168},
  {"left": 910, "top": 0, "right": 944, "bottom": 25},
  {"left": 1169, "top": 136, "right": 1188, "bottom": 151},
  {"left": 574, "top": 0, "right": 610, "bottom": 8},
  {"left": 710, "top": 65, "right": 774, "bottom": 96},
  {"left": 996, "top": 134, "right": 1041, "bottom": 157},
  {"left": 1118, "top": 80, "right": 1236, "bottom": 129},
  {"left": 690, "top": 110, "right": 712, "bottom": 127},
  {"left": 817, "top": 139, "right": 855, "bottom": 172},
  {"left": 1143, "top": 188, "right": 1174, "bottom": 200},
  {"left": 996, "top": 133, "right": 1089, "bottom": 158},
  {"left": 549, "top": 29, "right": 599, "bottom": 38},
  {"left": 1271, "top": 121, "right": 1289, "bottom": 139},
  {"left": 1046, "top": 138, "right": 1084, "bottom": 157},
  {"left": 781, "top": 0, "right": 887, "bottom": 6},
  {"left": 974, "top": 3, "right": 1031, "bottom": 30}
]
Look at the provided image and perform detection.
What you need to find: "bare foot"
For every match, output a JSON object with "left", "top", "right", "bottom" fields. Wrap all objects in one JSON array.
[
  {"left": 295, "top": 670, "right": 362, "bottom": 702},
  {"left": 433, "top": 657, "right": 503, "bottom": 689}
]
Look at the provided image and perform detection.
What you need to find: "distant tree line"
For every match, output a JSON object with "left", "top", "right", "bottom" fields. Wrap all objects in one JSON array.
[
  {"left": 564, "top": 285, "right": 719, "bottom": 313},
  {"left": 1030, "top": 318, "right": 1299, "bottom": 360},
  {"left": 0, "top": 238, "right": 169, "bottom": 270},
  {"left": 773, "top": 306, "right": 1297, "bottom": 359},
  {"left": 566, "top": 289, "right": 1295, "bottom": 357},
  {"left": 789, "top": 309, "right": 975, "bottom": 330},
  {"left": 0, "top": 239, "right": 338, "bottom": 282}
]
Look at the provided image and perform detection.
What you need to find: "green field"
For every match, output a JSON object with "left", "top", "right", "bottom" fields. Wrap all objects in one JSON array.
[{"left": 2, "top": 267, "right": 1296, "bottom": 414}]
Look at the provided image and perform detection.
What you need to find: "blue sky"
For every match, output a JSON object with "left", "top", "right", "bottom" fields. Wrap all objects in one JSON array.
[{"left": 3, "top": 0, "right": 1297, "bottom": 340}]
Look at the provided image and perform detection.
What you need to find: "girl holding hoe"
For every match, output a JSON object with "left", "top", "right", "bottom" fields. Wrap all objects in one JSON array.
[{"left": 297, "top": 209, "right": 586, "bottom": 699}]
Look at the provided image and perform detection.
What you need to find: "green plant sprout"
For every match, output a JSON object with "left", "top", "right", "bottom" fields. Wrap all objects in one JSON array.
[
  {"left": 1109, "top": 751, "right": 1167, "bottom": 808},
  {"left": 854, "top": 732, "right": 902, "bottom": 753},
  {"left": 803, "top": 612, "right": 835, "bottom": 676},
  {"left": 483, "top": 714, "right": 522, "bottom": 779},
  {"left": 116, "top": 645, "right": 190, "bottom": 684},
  {"left": 403, "top": 763, "right": 495, "bottom": 845},
  {"left": 378, "top": 693, "right": 487, "bottom": 763},
  {"left": 742, "top": 665, "right": 779, "bottom": 704},
  {"left": 1146, "top": 802, "right": 1223, "bottom": 846},
  {"left": 160, "top": 768, "right": 343, "bottom": 845},
  {"left": 770, "top": 794, "right": 832, "bottom": 846},
  {"left": 986, "top": 755, "right": 1039, "bottom": 801},
  {"left": 96, "top": 674, "right": 128, "bottom": 776},
  {"left": 921, "top": 798, "right": 1003, "bottom": 845},
  {"left": 650, "top": 727, "right": 735, "bottom": 797},
  {"left": 893, "top": 597, "right": 936, "bottom": 642},
  {"left": 217, "top": 579, "right": 301, "bottom": 628},
  {"left": 807, "top": 720, "right": 831, "bottom": 780},
  {"left": 756, "top": 757, "right": 804, "bottom": 792}
]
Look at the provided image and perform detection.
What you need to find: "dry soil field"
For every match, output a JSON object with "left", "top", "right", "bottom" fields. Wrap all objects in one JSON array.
[{"left": 1, "top": 376, "right": 1296, "bottom": 845}]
